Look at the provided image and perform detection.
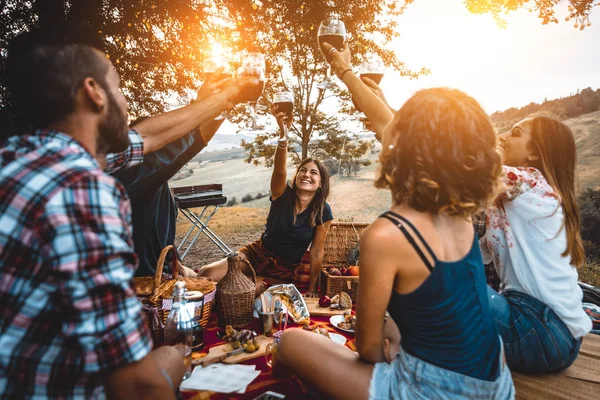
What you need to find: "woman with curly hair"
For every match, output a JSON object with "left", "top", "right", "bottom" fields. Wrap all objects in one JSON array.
[
  {"left": 272, "top": 43, "right": 514, "bottom": 400},
  {"left": 482, "top": 115, "right": 591, "bottom": 373}
]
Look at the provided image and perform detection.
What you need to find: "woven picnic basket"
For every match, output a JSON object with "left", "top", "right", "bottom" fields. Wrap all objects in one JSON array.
[
  {"left": 134, "top": 245, "right": 216, "bottom": 344},
  {"left": 320, "top": 221, "right": 369, "bottom": 301},
  {"left": 216, "top": 252, "right": 256, "bottom": 329}
]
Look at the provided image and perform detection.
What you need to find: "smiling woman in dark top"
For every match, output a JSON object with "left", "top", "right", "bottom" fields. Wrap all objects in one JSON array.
[{"left": 198, "top": 107, "right": 333, "bottom": 296}]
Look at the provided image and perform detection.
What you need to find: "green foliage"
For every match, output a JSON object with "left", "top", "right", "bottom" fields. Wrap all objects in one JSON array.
[
  {"left": 0, "top": 0, "right": 227, "bottom": 116},
  {"left": 580, "top": 188, "right": 600, "bottom": 263},
  {"left": 226, "top": 196, "right": 238, "bottom": 207},
  {"left": 215, "top": 0, "right": 427, "bottom": 166},
  {"left": 464, "top": 0, "right": 598, "bottom": 27}
]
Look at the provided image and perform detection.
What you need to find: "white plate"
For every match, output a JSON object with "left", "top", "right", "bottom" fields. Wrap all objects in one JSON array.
[
  {"left": 330, "top": 315, "right": 354, "bottom": 333},
  {"left": 329, "top": 332, "right": 347, "bottom": 345}
]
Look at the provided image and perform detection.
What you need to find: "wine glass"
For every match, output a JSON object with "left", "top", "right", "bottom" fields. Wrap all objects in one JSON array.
[
  {"left": 317, "top": 18, "right": 346, "bottom": 91},
  {"left": 272, "top": 91, "right": 294, "bottom": 138},
  {"left": 238, "top": 53, "right": 266, "bottom": 130},
  {"left": 354, "top": 55, "right": 385, "bottom": 129},
  {"left": 203, "top": 55, "right": 233, "bottom": 120}
]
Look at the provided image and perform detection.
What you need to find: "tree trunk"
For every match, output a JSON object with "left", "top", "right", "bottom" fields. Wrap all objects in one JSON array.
[{"left": 301, "top": 138, "right": 308, "bottom": 160}]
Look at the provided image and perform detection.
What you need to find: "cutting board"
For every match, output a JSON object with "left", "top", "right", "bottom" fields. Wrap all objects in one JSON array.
[
  {"left": 192, "top": 335, "right": 273, "bottom": 366},
  {"left": 304, "top": 297, "right": 347, "bottom": 316}
]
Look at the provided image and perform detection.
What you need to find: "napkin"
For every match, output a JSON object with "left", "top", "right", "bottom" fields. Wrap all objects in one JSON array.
[{"left": 179, "top": 364, "right": 260, "bottom": 394}]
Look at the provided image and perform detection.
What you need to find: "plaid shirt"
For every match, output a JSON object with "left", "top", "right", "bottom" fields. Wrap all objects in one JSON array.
[{"left": 0, "top": 129, "right": 152, "bottom": 399}]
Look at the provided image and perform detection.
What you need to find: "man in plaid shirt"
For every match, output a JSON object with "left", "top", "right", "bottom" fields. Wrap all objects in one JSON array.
[{"left": 0, "top": 29, "right": 255, "bottom": 399}]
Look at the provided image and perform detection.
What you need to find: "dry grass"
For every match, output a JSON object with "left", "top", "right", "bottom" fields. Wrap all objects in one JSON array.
[
  {"left": 175, "top": 206, "right": 267, "bottom": 237},
  {"left": 580, "top": 262, "right": 600, "bottom": 287}
]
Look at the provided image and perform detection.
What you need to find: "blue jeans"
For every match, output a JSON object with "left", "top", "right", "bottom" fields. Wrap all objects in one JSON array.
[
  {"left": 369, "top": 341, "right": 514, "bottom": 399},
  {"left": 487, "top": 287, "right": 582, "bottom": 373}
]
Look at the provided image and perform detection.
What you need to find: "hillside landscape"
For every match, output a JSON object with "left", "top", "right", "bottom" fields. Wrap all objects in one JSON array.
[{"left": 173, "top": 110, "right": 600, "bottom": 286}]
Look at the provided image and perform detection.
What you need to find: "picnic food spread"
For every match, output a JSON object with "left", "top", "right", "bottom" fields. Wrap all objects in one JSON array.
[
  {"left": 329, "top": 292, "right": 352, "bottom": 310},
  {"left": 337, "top": 311, "right": 356, "bottom": 331},
  {"left": 223, "top": 326, "right": 261, "bottom": 353}
]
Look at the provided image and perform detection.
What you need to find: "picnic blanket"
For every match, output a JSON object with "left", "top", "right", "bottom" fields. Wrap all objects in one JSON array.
[{"left": 180, "top": 313, "right": 354, "bottom": 400}]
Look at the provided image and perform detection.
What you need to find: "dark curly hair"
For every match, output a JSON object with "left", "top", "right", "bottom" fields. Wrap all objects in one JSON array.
[{"left": 375, "top": 88, "right": 502, "bottom": 218}]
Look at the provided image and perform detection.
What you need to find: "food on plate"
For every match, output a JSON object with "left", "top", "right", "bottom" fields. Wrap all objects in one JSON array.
[
  {"left": 223, "top": 326, "right": 260, "bottom": 353},
  {"left": 191, "top": 352, "right": 206, "bottom": 360},
  {"left": 328, "top": 267, "right": 342, "bottom": 276},
  {"left": 303, "top": 325, "right": 332, "bottom": 339},
  {"left": 318, "top": 295, "right": 331, "bottom": 308},
  {"left": 329, "top": 292, "right": 352, "bottom": 310},
  {"left": 337, "top": 311, "right": 356, "bottom": 331},
  {"left": 348, "top": 266, "right": 359, "bottom": 276}
]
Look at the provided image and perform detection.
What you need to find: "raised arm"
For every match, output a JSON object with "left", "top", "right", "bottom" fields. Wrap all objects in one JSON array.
[
  {"left": 322, "top": 42, "right": 394, "bottom": 140},
  {"left": 270, "top": 107, "right": 292, "bottom": 200},
  {"left": 134, "top": 77, "right": 257, "bottom": 154}
]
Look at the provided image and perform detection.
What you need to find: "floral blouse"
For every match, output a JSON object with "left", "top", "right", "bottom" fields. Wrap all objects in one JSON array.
[{"left": 481, "top": 166, "right": 591, "bottom": 338}]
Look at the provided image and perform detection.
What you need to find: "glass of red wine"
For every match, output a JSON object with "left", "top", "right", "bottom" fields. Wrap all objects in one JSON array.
[
  {"left": 272, "top": 91, "right": 294, "bottom": 138},
  {"left": 203, "top": 56, "right": 233, "bottom": 120},
  {"left": 354, "top": 56, "right": 385, "bottom": 129},
  {"left": 317, "top": 18, "right": 346, "bottom": 91},
  {"left": 238, "top": 53, "right": 266, "bottom": 130}
]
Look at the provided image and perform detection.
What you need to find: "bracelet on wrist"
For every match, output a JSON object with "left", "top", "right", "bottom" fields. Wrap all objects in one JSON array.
[{"left": 340, "top": 68, "right": 352, "bottom": 81}]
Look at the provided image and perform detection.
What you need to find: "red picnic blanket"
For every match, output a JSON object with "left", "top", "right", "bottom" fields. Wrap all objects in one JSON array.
[{"left": 180, "top": 312, "right": 355, "bottom": 400}]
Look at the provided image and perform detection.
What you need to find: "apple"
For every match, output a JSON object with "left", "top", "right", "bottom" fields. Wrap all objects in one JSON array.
[
  {"left": 340, "top": 267, "right": 348, "bottom": 276},
  {"left": 329, "top": 268, "right": 342, "bottom": 276},
  {"left": 319, "top": 295, "right": 331, "bottom": 308}
]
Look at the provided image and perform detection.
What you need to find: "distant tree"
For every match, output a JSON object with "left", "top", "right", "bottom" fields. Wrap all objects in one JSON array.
[
  {"left": 241, "top": 193, "right": 254, "bottom": 203},
  {"left": 218, "top": 0, "right": 427, "bottom": 166},
  {"left": 226, "top": 197, "right": 238, "bottom": 207},
  {"left": 464, "top": 0, "right": 598, "bottom": 29},
  {"left": 322, "top": 158, "right": 340, "bottom": 176},
  {"left": 337, "top": 138, "right": 373, "bottom": 177},
  {"left": 580, "top": 188, "right": 600, "bottom": 263}
]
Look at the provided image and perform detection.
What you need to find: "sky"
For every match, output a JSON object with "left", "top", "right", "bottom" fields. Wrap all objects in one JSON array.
[
  {"left": 212, "top": 1, "right": 600, "bottom": 138},
  {"left": 383, "top": 0, "right": 600, "bottom": 114}
]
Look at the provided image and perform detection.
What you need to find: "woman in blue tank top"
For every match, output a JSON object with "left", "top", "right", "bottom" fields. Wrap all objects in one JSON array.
[{"left": 272, "top": 43, "right": 515, "bottom": 400}]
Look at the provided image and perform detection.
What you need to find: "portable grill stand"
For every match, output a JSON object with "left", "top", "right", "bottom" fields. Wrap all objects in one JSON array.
[{"left": 173, "top": 185, "right": 233, "bottom": 260}]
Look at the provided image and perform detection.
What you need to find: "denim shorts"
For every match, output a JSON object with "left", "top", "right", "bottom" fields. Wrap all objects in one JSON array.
[
  {"left": 487, "top": 288, "right": 582, "bottom": 373},
  {"left": 369, "top": 340, "right": 514, "bottom": 400}
]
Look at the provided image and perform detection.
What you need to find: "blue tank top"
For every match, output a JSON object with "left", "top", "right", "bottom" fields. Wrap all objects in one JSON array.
[{"left": 381, "top": 211, "right": 501, "bottom": 381}]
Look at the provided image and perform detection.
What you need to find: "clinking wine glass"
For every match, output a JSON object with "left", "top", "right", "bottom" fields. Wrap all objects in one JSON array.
[
  {"left": 354, "top": 56, "right": 385, "bottom": 129},
  {"left": 317, "top": 18, "right": 346, "bottom": 90},
  {"left": 238, "top": 53, "right": 266, "bottom": 130},
  {"left": 272, "top": 91, "right": 294, "bottom": 138},
  {"left": 203, "top": 55, "right": 233, "bottom": 121}
]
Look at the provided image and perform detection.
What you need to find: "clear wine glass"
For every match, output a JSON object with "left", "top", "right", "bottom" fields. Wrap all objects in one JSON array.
[
  {"left": 272, "top": 91, "right": 294, "bottom": 138},
  {"left": 317, "top": 18, "right": 346, "bottom": 91},
  {"left": 354, "top": 55, "right": 385, "bottom": 129},
  {"left": 239, "top": 53, "right": 266, "bottom": 131},
  {"left": 203, "top": 55, "right": 232, "bottom": 120}
]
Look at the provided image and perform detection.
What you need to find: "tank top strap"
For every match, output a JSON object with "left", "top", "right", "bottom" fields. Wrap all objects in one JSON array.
[{"left": 379, "top": 211, "right": 437, "bottom": 272}]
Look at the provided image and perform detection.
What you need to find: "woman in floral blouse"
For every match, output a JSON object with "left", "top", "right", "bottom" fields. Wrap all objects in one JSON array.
[{"left": 482, "top": 114, "right": 591, "bottom": 373}]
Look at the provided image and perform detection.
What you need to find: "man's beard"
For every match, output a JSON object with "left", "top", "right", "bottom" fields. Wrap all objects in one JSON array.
[{"left": 97, "top": 91, "right": 130, "bottom": 155}]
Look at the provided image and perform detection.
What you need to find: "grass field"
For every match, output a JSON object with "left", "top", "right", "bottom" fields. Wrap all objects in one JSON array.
[{"left": 172, "top": 111, "right": 600, "bottom": 283}]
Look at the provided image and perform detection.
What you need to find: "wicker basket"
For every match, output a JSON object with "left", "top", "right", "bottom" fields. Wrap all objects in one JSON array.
[
  {"left": 319, "top": 222, "right": 369, "bottom": 300},
  {"left": 134, "top": 245, "right": 216, "bottom": 344},
  {"left": 216, "top": 253, "right": 256, "bottom": 329}
]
